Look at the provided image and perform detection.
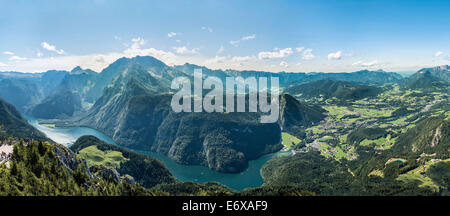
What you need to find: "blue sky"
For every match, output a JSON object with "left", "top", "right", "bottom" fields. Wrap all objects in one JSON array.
[{"left": 1, "top": 0, "right": 450, "bottom": 73}]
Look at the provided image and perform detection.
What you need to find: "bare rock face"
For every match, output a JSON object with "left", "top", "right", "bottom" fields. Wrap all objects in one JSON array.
[
  {"left": 431, "top": 126, "right": 442, "bottom": 147},
  {"left": 89, "top": 164, "right": 122, "bottom": 183},
  {"left": 52, "top": 143, "right": 92, "bottom": 178},
  {"left": 121, "top": 174, "right": 137, "bottom": 186},
  {"left": 52, "top": 142, "right": 141, "bottom": 186}
]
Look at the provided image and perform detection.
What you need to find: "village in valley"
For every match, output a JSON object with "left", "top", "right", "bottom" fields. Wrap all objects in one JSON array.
[{"left": 280, "top": 84, "right": 449, "bottom": 180}]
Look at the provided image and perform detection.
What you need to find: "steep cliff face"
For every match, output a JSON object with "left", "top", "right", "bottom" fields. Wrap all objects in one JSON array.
[
  {"left": 416, "top": 65, "right": 450, "bottom": 82},
  {"left": 0, "top": 70, "right": 67, "bottom": 113},
  {"left": 52, "top": 143, "right": 93, "bottom": 179},
  {"left": 31, "top": 90, "right": 82, "bottom": 119},
  {"left": 30, "top": 67, "right": 100, "bottom": 118},
  {"left": 0, "top": 97, "right": 48, "bottom": 140},
  {"left": 111, "top": 94, "right": 282, "bottom": 173},
  {"left": 400, "top": 70, "right": 449, "bottom": 91},
  {"left": 279, "top": 94, "right": 326, "bottom": 136}
]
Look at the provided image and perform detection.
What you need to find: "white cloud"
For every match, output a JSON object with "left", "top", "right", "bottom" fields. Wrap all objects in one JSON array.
[
  {"left": 434, "top": 51, "right": 443, "bottom": 57},
  {"left": 302, "top": 49, "right": 315, "bottom": 60},
  {"left": 205, "top": 56, "right": 227, "bottom": 64},
  {"left": 352, "top": 60, "right": 380, "bottom": 68},
  {"left": 217, "top": 46, "right": 224, "bottom": 54},
  {"left": 280, "top": 61, "right": 289, "bottom": 68},
  {"left": 352, "top": 61, "right": 363, "bottom": 66},
  {"left": 1, "top": 37, "right": 190, "bottom": 72},
  {"left": 328, "top": 50, "right": 342, "bottom": 60},
  {"left": 295, "top": 47, "right": 305, "bottom": 53},
  {"left": 0, "top": 62, "right": 7, "bottom": 67},
  {"left": 201, "top": 26, "right": 213, "bottom": 33},
  {"left": 130, "top": 37, "right": 146, "bottom": 48},
  {"left": 168, "top": 32, "right": 177, "bottom": 38},
  {"left": 125, "top": 49, "right": 177, "bottom": 65},
  {"left": 258, "top": 48, "right": 293, "bottom": 60},
  {"left": 41, "top": 42, "right": 65, "bottom": 55},
  {"left": 231, "top": 55, "right": 254, "bottom": 62},
  {"left": 230, "top": 40, "right": 240, "bottom": 46},
  {"left": 241, "top": 34, "right": 256, "bottom": 41},
  {"left": 94, "top": 55, "right": 105, "bottom": 63},
  {"left": 204, "top": 55, "right": 258, "bottom": 68},
  {"left": 9, "top": 56, "right": 27, "bottom": 61},
  {"left": 230, "top": 34, "right": 256, "bottom": 46},
  {"left": 172, "top": 46, "right": 199, "bottom": 55},
  {"left": 37, "top": 51, "right": 43, "bottom": 57},
  {"left": 3, "top": 51, "right": 14, "bottom": 55}
]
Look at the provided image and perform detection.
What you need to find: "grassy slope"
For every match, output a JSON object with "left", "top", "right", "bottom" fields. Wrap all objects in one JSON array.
[{"left": 78, "top": 145, "right": 128, "bottom": 168}]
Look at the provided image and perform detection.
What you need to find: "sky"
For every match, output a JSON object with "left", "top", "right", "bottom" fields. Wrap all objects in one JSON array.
[{"left": 1, "top": 0, "right": 450, "bottom": 73}]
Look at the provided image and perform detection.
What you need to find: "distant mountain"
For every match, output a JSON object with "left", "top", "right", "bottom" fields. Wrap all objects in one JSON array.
[
  {"left": 0, "top": 56, "right": 402, "bottom": 115},
  {"left": 79, "top": 64, "right": 173, "bottom": 134},
  {"left": 0, "top": 70, "right": 67, "bottom": 112},
  {"left": 30, "top": 67, "right": 99, "bottom": 118},
  {"left": 417, "top": 65, "right": 450, "bottom": 82},
  {"left": 0, "top": 79, "right": 43, "bottom": 113},
  {"left": 400, "top": 70, "right": 449, "bottom": 91},
  {"left": 284, "top": 79, "right": 383, "bottom": 101},
  {"left": 0, "top": 97, "right": 48, "bottom": 140},
  {"left": 27, "top": 56, "right": 186, "bottom": 120},
  {"left": 175, "top": 63, "right": 402, "bottom": 86},
  {"left": 62, "top": 66, "right": 99, "bottom": 104},
  {"left": 31, "top": 90, "right": 82, "bottom": 119},
  {"left": 86, "top": 56, "right": 185, "bottom": 102},
  {"left": 293, "top": 70, "right": 402, "bottom": 86}
]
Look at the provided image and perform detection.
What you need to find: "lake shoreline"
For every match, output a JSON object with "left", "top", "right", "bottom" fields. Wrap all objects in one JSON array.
[{"left": 24, "top": 114, "right": 291, "bottom": 190}]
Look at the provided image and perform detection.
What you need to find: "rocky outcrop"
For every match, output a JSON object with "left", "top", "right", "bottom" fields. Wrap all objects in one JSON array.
[
  {"left": 53, "top": 143, "right": 137, "bottom": 185},
  {"left": 71, "top": 135, "right": 176, "bottom": 188},
  {"left": 121, "top": 174, "right": 137, "bottom": 186},
  {"left": 431, "top": 126, "right": 442, "bottom": 147},
  {"left": 52, "top": 143, "right": 92, "bottom": 178},
  {"left": 89, "top": 164, "right": 122, "bottom": 183}
]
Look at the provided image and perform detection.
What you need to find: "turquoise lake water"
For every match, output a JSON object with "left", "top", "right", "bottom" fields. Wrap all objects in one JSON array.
[{"left": 24, "top": 115, "right": 289, "bottom": 190}]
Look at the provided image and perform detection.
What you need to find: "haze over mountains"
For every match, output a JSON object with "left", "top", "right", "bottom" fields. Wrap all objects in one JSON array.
[{"left": 1, "top": 55, "right": 405, "bottom": 116}]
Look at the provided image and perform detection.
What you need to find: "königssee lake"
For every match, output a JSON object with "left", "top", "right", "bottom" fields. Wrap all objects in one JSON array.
[{"left": 25, "top": 115, "right": 289, "bottom": 190}]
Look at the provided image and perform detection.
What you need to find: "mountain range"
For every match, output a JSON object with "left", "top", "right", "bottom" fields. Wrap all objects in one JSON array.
[
  {"left": 1, "top": 56, "right": 449, "bottom": 174},
  {"left": 0, "top": 56, "right": 449, "bottom": 195},
  {"left": 284, "top": 79, "right": 383, "bottom": 102}
]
